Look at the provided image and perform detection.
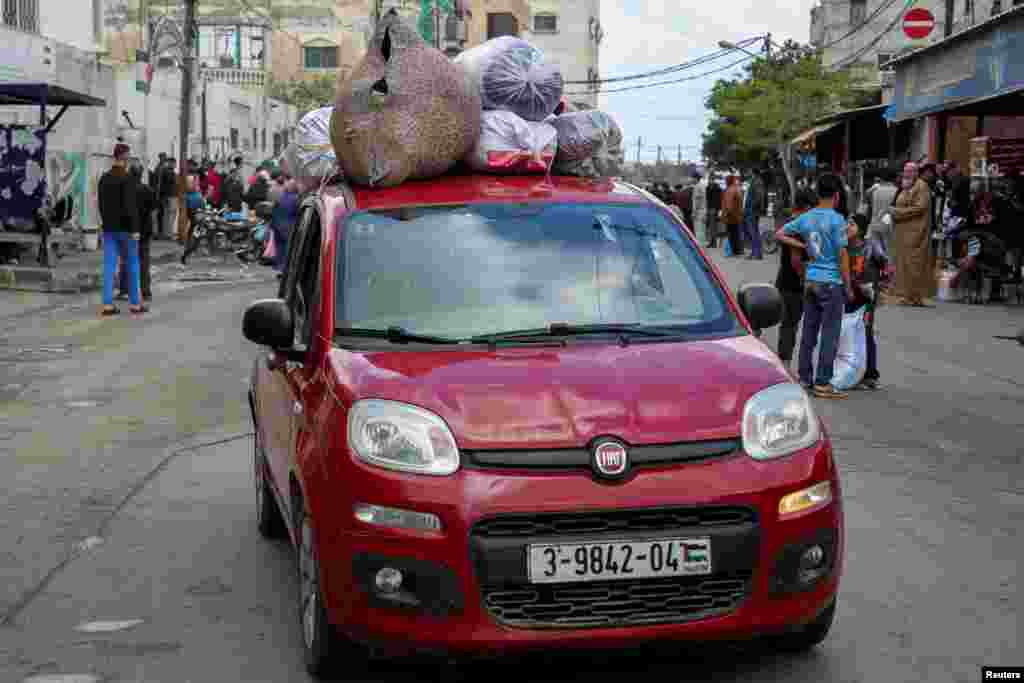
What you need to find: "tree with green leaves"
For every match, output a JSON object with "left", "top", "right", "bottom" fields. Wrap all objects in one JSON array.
[
  {"left": 267, "top": 74, "right": 336, "bottom": 116},
  {"left": 703, "top": 41, "right": 871, "bottom": 204}
]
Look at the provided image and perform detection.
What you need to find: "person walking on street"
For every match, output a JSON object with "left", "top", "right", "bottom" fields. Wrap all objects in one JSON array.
[
  {"left": 867, "top": 167, "right": 899, "bottom": 254},
  {"left": 721, "top": 175, "right": 744, "bottom": 257},
  {"left": 156, "top": 156, "right": 177, "bottom": 240},
  {"left": 270, "top": 178, "right": 300, "bottom": 273},
  {"left": 222, "top": 156, "right": 245, "bottom": 213},
  {"left": 118, "top": 164, "right": 156, "bottom": 302},
  {"left": 98, "top": 144, "right": 144, "bottom": 316},
  {"left": 891, "top": 161, "right": 934, "bottom": 307},
  {"left": 706, "top": 176, "right": 722, "bottom": 248},
  {"left": 775, "top": 189, "right": 814, "bottom": 378},
  {"left": 775, "top": 173, "right": 854, "bottom": 399},
  {"left": 692, "top": 173, "right": 708, "bottom": 247},
  {"left": 743, "top": 171, "right": 766, "bottom": 260}
]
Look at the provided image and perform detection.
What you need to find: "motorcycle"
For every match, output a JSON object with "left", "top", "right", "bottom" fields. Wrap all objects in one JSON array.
[{"left": 182, "top": 203, "right": 271, "bottom": 265}]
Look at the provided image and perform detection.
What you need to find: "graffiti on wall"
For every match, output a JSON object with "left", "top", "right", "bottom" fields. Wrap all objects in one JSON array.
[
  {"left": 0, "top": 126, "right": 47, "bottom": 226},
  {"left": 47, "top": 151, "right": 88, "bottom": 228}
]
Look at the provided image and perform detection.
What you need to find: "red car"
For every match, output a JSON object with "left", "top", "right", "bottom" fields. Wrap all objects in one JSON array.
[{"left": 244, "top": 174, "right": 844, "bottom": 678}]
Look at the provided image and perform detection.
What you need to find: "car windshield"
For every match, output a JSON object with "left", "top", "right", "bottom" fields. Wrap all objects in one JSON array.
[{"left": 336, "top": 202, "right": 743, "bottom": 341}]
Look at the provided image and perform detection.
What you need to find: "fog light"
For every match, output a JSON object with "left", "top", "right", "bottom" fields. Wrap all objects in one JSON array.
[
  {"left": 354, "top": 503, "right": 442, "bottom": 531},
  {"left": 800, "top": 545, "right": 825, "bottom": 570},
  {"left": 375, "top": 567, "right": 403, "bottom": 594}
]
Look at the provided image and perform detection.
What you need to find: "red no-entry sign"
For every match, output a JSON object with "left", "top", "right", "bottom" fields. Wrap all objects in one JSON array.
[{"left": 903, "top": 7, "right": 935, "bottom": 39}]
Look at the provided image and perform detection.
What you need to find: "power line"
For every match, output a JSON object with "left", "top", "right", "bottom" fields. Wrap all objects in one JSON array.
[
  {"left": 561, "top": 37, "right": 763, "bottom": 85},
  {"left": 830, "top": 0, "right": 916, "bottom": 68},
  {"left": 813, "top": 0, "right": 906, "bottom": 50},
  {"left": 565, "top": 54, "right": 754, "bottom": 96}
]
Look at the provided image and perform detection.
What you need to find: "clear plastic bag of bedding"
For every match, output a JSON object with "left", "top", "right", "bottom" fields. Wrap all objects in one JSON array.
[
  {"left": 453, "top": 37, "right": 564, "bottom": 122},
  {"left": 466, "top": 110, "right": 557, "bottom": 174},
  {"left": 549, "top": 110, "right": 625, "bottom": 178},
  {"left": 283, "top": 106, "right": 337, "bottom": 185}
]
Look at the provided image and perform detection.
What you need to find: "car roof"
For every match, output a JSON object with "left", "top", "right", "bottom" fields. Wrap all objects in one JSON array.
[{"left": 348, "top": 173, "right": 651, "bottom": 211}]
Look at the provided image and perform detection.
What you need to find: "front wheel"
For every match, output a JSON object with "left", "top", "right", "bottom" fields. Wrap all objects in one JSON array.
[{"left": 296, "top": 499, "right": 365, "bottom": 678}]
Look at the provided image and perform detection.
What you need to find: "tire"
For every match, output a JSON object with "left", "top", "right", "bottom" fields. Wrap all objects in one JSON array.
[
  {"left": 254, "top": 428, "right": 287, "bottom": 539},
  {"left": 295, "top": 500, "right": 364, "bottom": 678},
  {"left": 770, "top": 600, "right": 836, "bottom": 653}
]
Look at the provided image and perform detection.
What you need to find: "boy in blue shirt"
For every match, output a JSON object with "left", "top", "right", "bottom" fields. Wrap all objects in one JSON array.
[{"left": 775, "top": 173, "right": 855, "bottom": 399}]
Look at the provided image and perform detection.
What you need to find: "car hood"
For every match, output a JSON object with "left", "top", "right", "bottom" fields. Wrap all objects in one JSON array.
[{"left": 328, "top": 336, "right": 789, "bottom": 449}]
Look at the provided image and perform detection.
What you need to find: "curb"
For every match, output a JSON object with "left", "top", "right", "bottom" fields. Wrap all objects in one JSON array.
[{"left": 0, "top": 250, "right": 182, "bottom": 295}]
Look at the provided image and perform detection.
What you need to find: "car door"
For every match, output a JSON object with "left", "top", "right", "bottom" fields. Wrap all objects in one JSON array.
[{"left": 261, "top": 207, "right": 313, "bottom": 502}]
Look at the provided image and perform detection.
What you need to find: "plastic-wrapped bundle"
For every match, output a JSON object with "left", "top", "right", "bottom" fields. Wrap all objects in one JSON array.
[
  {"left": 330, "top": 10, "right": 481, "bottom": 187},
  {"left": 466, "top": 110, "right": 557, "bottom": 174},
  {"left": 282, "top": 106, "right": 337, "bottom": 188},
  {"left": 454, "top": 37, "right": 563, "bottom": 122},
  {"left": 550, "top": 110, "right": 625, "bottom": 178}
]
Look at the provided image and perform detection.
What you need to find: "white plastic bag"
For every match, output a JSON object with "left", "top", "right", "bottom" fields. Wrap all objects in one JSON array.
[
  {"left": 466, "top": 110, "right": 557, "bottom": 174},
  {"left": 453, "top": 37, "right": 564, "bottom": 122},
  {"left": 811, "top": 307, "right": 867, "bottom": 390},
  {"left": 549, "top": 110, "right": 625, "bottom": 178},
  {"left": 283, "top": 106, "right": 337, "bottom": 186}
]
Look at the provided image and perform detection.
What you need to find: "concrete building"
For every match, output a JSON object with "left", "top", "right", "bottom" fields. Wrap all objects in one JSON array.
[
  {"left": 810, "top": 0, "right": 1013, "bottom": 87},
  {"left": 521, "top": 0, "right": 602, "bottom": 109},
  {"left": 0, "top": 0, "right": 297, "bottom": 233}
]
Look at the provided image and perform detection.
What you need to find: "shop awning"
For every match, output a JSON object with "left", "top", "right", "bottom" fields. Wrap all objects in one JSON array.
[
  {"left": 0, "top": 83, "right": 106, "bottom": 107},
  {"left": 791, "top": 122, "right": 840, "bottom": 146},
  {"left": 813, "top": 103, "right": 888, "bottom": 126}
]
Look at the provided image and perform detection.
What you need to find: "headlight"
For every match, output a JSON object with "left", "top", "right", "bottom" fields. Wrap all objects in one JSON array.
[
  {"left": 348, "top": 399, "right": 460, "bottom": 476},
  {"left": 741, "top": 383, "right": 821, "bottom": 460}
]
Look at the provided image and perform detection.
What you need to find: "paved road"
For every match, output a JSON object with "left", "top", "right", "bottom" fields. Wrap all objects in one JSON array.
[{"left": 1, "top": 249, "right": 1021, "bottom": 683}]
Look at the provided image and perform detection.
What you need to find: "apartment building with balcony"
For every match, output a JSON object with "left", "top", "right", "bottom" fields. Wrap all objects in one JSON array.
[{"left": 521, "top": 0, "right": 601, "bottom": 109}]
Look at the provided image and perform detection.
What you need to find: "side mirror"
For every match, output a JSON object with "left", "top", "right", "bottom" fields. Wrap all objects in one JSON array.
[
  {"left": 736, "top": 283, "right": 782, "bottom": 331},
  {"left": 243, "top": 299, "right": 294, "bottom": 349}
]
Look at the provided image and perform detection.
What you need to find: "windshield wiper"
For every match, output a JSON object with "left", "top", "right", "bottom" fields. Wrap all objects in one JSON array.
[
  {"left": 470, "top": 322, "right": 677, "bottom": 347},
  {"left": 336, "top": 326, "right": 461, "bottom": 344}
]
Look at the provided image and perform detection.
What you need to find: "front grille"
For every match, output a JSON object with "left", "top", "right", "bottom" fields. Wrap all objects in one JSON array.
[
  {"left": 470, "top": 506, "right": 759, "bottom": 629},
  {"left": 473, "top": 506, "right": 755, "bottom": 538},
  {"left": 482, "top": 571, "right": 753, "bottom": 628}
]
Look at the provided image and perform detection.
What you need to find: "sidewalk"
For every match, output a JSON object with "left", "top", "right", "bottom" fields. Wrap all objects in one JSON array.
[{"left": 0, "top": 236, "right": 182, "bottom": 295}]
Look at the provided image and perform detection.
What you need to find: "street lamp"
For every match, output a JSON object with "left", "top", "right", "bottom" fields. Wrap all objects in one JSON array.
[{"left": 718, "top": 40, "right": 760, "bottom": 58}]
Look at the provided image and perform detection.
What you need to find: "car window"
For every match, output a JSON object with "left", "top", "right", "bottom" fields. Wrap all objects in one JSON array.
[
  {"left": 291, "top": 211, "right": 322, "bottom": 348},
  {"left": 335, "top": 202, "right": 743, "bottom": 341}
]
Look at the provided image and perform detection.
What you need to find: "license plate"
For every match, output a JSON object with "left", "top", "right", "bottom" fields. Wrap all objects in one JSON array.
[{"left": 527, "top": 537, "right": 712, "bottom": 584}]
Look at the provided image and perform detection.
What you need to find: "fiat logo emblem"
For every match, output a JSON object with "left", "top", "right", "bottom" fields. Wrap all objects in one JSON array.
[{"left": 592, "top": 440, "right": 629, "bottom": 479}]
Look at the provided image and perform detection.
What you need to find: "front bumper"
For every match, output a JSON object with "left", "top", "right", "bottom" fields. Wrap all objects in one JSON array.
[{"left": 317, "top": 442, "right": 844, "bottom": 655}]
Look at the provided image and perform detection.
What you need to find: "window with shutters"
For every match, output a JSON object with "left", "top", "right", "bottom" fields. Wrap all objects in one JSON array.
[
  {"left": 304, "top": 46, "right": 339, "bottom": 70},
  {"left": 850, "top": 0, "right": 867, "bottom": 25},
  {"left": 533, "top": 13, "right": 557, "bottom": 33},
  {"left": 487, "top": 12, "right": 518, "bottom": 39},
  {"left": 2, "top": 0, "right": 39, "bottom": 33}
]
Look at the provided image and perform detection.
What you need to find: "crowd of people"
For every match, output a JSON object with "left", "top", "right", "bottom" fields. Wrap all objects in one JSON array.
[{"left": 96, "top": 145, "right": 302, "bottom": 316}]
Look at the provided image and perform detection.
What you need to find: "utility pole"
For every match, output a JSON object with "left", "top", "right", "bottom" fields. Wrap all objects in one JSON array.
[
  {"left": 657, "top": 145, "right": 662, "bottom": 165},
  {"left": 636, "top": 136, "right": 642, "bottom": 163},
  {"left": 944, "top": 0, "right": 954, "bottom": 37},
  {"left": 678, "top": 145, "right": 682, "bottom": 165},
  {"left": 179, "top": 0, "right": 197, "bottom": 178},
  {"left": 764, "top": 32, "right": 772, "bottom": 61}
]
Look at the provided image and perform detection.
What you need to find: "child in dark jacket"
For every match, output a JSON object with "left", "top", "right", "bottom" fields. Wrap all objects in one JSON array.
[{"left": 845, "top": 213, "right": 886, "bottom": 389}]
